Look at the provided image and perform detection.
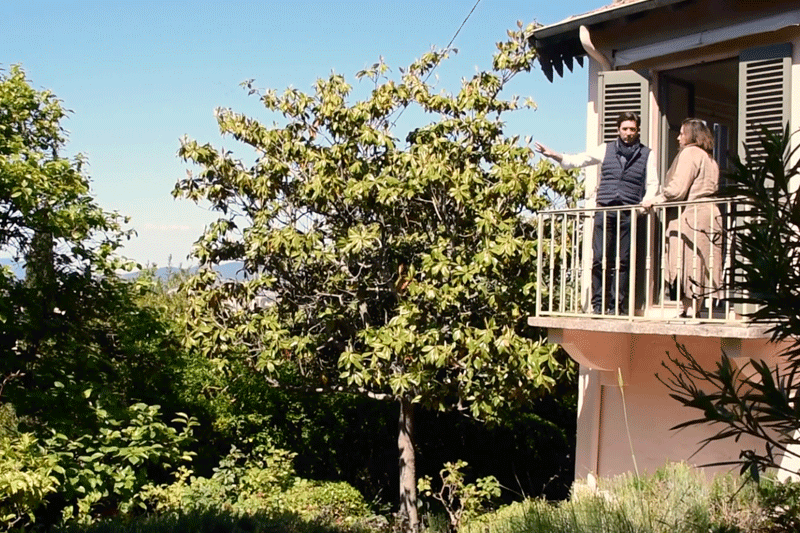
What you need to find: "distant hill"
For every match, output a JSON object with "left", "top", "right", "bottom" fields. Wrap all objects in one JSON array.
[
  {"left": 0, "top": 258, "right": 247, "bottom": 282},
  {"left": 124, "top": 261, "right": 246, "bottom": 281}
]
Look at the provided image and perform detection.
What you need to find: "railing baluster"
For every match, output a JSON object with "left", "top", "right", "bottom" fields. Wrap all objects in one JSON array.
[
  {"left": 724, "top": 198, "right": 733, "bottom": 321},
  {"left": 676, "top": 204, "right": 683, "bottom": 311},
  {"left": 707, "top": 201, "right": 714, "bottom": 320},
  {"left": 601, "top": 210, "right": 607, "bottom": 314},
  {"left": 659, "top": 204, "right": 669, "bottom": 317},
  {"left": 536, "top": 212, "right": 543, "bottom": 317},
  {"left": 614, "top": 210, "right": 620, "bottom": 315},
  {"left": 571, "top": 214, "right": 579, "bottom": 314},
  {"left": 549, "top": 213, "right": 555, "bottom": 314},
  {"left": 560, "top": 213, "right": 567, "bottom": 313},
  {"left": 645, "top": 205, "right": 653, "bottom": 310},
  {"left": 531, "top": 197, "right": 748, "bottom": 323},
  {"left": 692, "top": 203, "right": 699, "bottom": 316},
  {"left": 628, "top": 206, "right": 636, "bottom": 318}
]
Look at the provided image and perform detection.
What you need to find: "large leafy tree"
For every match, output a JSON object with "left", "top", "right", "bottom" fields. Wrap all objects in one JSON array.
[
  {"left": 0, "top": 65, "right": 132, "bottom": 382},
  {"left": 0, "top": 67, "right": 198, "bottom": 527},
  {"left": 0, "top": 66, "right": 127, "bottom": 276},
  {"left": 175, "top": 24, "right": 577, "bottom": 531}
]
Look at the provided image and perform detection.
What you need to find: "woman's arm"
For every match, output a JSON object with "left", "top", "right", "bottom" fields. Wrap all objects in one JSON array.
[
  {"left": 662, "top": 147, "right": 701, "bottom": 201},
  {"left": 642, "top": 147, "right": 701, "bottom": 209}
]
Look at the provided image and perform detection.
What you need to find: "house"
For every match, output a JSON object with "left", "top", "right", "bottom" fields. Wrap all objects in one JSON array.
[{"left": 527, "top": 0, "right": 799, "bottom": 480}]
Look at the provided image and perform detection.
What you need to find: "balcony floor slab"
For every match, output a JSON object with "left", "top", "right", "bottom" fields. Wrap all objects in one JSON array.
[{"left": 528, "top": 315, "right": 775, "bottom": 339}]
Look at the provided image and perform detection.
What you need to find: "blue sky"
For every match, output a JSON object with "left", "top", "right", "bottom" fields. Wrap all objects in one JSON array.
[{"left": 1, "top": 0, "right": 597, "bottom": 268}]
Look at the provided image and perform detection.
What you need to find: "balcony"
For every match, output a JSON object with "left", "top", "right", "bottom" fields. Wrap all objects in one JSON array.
[
  {"left": 527, "top": 197, "right": 778, "bottom": 371},
  {"left": 528, "top": 198, "right": 799, "bottom": 481},
  {"left": 531, "top": 197, "right": 764, "bottom": 320}
]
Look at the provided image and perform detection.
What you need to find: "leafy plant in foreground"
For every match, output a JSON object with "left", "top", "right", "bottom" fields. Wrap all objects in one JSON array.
[
  {"left": 659, "top": 126, "right": 800, "bottom": 479},
  {"left": 0, "top": 404, "right": 59, "bottom": 531},
  {"left": 141, "top": 443, "right": 372, "bottom": 526},
  {"left": 418, "top": 460, "right": 500, "bottom": 532}
]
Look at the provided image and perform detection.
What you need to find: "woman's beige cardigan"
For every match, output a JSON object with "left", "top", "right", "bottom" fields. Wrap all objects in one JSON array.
[{"left": 651, "top": 145, "right": 722, "bottom": 301}]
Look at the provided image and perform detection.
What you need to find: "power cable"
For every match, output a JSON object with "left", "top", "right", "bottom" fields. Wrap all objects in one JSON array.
[
  {"left": 392, "top": 0, "right": 483, "bottom": 127},
  {"left": 430, "top": 0, "right": 483, "bottom": 84}
]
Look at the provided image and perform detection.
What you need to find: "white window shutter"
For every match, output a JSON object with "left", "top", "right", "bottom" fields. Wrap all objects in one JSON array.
[
  {"left": 598, "top": 70, "right": 650, "bottom": 145},
  {"left": 738, "top": 43, "right": 791, "bottom": 163}
]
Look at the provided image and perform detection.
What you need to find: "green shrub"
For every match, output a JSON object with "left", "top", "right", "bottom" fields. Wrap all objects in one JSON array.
[
  {"left": 142, "top": 443, "right": 371, "bottom": 526},
  {"left": 0, "top": 404, "right": 60, "bottom": 530},
  {"left": 141, "top": 444, "right": 292, "bottom": 514},
  {"left": 280, "top": 479, "right": 371, "bottom": 524},
  {"left": 418, "top": 460, "right": 500, "bottom": 531},
  {"left": 42, "top": 401, "right": 196, "bottom": 525},
  {"left": 50, "top": 508, "right": 379, "bottom": 533},
  {"left": 757, "top": 476, "right": 800, "bottom": 533}
]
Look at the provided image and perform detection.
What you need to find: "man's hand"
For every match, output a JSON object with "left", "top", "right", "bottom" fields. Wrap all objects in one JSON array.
[{"left": 534, "top": 141, "right": 561, "bottom": 162}]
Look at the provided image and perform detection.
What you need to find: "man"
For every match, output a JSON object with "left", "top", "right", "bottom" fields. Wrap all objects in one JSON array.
[{"left": 535, "top": 112, "right": 658, "bottom": 314}]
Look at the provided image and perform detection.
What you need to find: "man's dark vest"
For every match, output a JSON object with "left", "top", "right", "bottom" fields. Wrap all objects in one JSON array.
[{"left": 597, "top": 141, "right": 650, "bottom": 206}]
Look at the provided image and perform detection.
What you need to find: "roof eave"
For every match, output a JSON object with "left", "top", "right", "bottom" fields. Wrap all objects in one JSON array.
[
  {"left": 534, "top": 0, "right": 687, "bottom": 41},
  {"left": 530, "top": 0, "right": 691, "bottom": 82}
]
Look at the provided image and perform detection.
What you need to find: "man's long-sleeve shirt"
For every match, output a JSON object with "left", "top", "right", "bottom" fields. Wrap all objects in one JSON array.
[{"left": 559, "top": 143, "right": 659, "bottom": 203}]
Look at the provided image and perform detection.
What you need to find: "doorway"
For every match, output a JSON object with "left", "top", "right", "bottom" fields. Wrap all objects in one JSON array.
[
  {"left": 659, "top": 58, "right": 739, "bottom": 181},
  {"left": 651, "top": 59, "right": 739, "bottom": 310}
]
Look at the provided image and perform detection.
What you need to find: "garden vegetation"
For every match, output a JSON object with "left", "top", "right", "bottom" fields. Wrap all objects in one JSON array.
[{"left": 3, "top": 18, "right": 800, "bottom": 533}]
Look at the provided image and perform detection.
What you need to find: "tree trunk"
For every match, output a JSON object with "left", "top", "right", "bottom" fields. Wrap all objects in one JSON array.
[
  {"left": 398, "top": 396, "right": 419, "bottom": 533},
  {"left": 24, "top": 221, "right": 55, "bottom": 355},
  {"left": 26, "top": 220, "right": 56, "bottom": 291}
]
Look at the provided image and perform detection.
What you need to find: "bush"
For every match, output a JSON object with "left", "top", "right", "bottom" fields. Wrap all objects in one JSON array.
[
  {"left": 0, "top": 399, "right": 197, "bottom": 530},
  {"left": 142, "top": 443, "right": 371, "bottom": 526},
  {"left": 50, "top": 508, "right": 381, "bottom": 533},
  {"left": 463, "top": 463, "right": 767, "bottom": 533},
  {"left": 757, "top": 476, "right": 800, "bottom": 533},
  {"left": 280, "top": 479, "right": 371, "bottom": 524},
  {"left": 0, "top": 404, "right": 60, "bottom": 531},
  {"left": 43, "top": 401, "right": 197, "bottom": 524},
  {"left": 418, "top": 460, "right": 500, "bottom": 531}
]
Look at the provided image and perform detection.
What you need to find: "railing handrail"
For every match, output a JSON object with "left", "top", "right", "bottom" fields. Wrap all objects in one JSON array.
[
  {"left": 537, "top": 195, "right": 748, "bottom": 216},
  {"left": 534, "top": 196, "right": 752, "bottom": 323}
]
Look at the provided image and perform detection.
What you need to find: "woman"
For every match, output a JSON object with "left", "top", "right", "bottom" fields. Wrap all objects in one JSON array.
[{"left": 642, "top": 118, "right": 722, "bottom": 317}]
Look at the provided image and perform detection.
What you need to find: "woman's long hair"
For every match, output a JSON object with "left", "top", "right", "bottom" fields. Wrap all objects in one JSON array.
[{"left": 682, "top": 118, "right": 714, "bottom": 154}]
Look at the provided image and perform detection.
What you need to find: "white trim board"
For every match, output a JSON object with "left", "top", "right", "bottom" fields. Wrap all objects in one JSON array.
[{"left": 614, "top": 11, "right": 800, "bottom": 67}]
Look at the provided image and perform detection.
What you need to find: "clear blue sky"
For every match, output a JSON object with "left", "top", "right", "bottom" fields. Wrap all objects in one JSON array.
[{"left": 1, "top": 0, "right": 597, "bottom": 268}]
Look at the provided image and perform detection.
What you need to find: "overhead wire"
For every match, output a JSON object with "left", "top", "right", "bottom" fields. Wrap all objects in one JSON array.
[
  {"left": 391, "top": 0, "right": 483, "bottom": 127},
  {"left": 429, "top": 0, "right": 483, "bottom": 84}
]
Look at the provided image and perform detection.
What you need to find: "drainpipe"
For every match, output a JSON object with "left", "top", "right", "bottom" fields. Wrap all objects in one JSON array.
[
  {"left": 579, "top": 25, "right": 612, "bottom": 71},
  {"left": 578, "top": 23, "right": 609, "bottom": 482}
]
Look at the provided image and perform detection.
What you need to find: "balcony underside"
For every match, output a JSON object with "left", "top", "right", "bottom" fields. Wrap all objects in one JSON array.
[
  {"left": 527, "top": 315, "right": 774, "bottom": 339},
  {"left": 528, "top": 315, "right": 781, "bottom": 374}
]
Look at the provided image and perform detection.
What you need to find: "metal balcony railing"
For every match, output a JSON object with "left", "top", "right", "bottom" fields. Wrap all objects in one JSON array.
[{"left": 533, "top": 197, "right": 757, "bottom": 323}]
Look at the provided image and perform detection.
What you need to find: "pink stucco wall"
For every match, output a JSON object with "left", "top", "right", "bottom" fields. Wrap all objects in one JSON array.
[{"left": 554, "top": 326, "right": 791, "bottom": 479}]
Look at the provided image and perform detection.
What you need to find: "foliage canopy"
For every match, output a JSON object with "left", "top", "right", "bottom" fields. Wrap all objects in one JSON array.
[
  {"left": 175, "top": 23, "right": 578, "bottom": 530},
  {"left": 0, "top": 66, "right": 197, "bottom": 529},
  {"left": 175, "top": 23, "right": 576, "bottom": 419}
]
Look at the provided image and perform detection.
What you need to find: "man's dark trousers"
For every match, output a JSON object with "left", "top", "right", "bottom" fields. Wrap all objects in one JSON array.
[{"left": 592, "top": 208, "right": 631, "bottom": 313}]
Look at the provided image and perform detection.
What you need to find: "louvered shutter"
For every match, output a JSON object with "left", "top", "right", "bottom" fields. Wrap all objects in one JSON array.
[
  {"left": 598, "top": 70, "right": 650, "bottom": 145},
  {"left": 732, "top": 44, "right": 792, "bottom": 316},
  {"left": 738, "top": 43, "right": 791, "bottom": 163}
]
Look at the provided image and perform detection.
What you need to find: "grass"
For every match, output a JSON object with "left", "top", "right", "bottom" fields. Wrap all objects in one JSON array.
[{"left": 461, "top": 463, "right": 766, "bottom": 533}]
